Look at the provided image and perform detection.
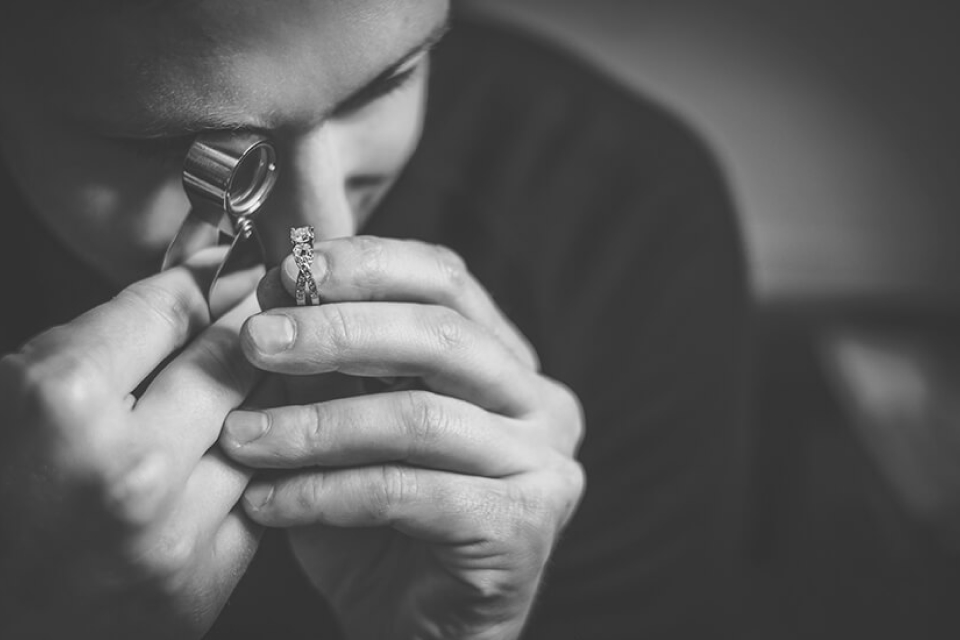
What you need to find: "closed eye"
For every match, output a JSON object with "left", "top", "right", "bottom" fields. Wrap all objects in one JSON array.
[
  {"left": 115, "top": 55, "right": 427, "bottom": 161},
  {"left": 91, "top": 15, "right": 449, "bottom": 154},
  {"left": 106, "top": 23, "right": 446, "bottom": 160},
  {"left": 332, "top": 52, "right": 428, "bottom": 118}
]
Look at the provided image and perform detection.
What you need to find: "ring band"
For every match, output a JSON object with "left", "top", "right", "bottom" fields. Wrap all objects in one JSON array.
[{"left": 290, "top": 226, "right": 320, "bottom": 306}]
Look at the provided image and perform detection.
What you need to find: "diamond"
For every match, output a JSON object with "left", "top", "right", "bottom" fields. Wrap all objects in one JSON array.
[{"left": 290, "top": 226, "right": 315, "bottom": 244}]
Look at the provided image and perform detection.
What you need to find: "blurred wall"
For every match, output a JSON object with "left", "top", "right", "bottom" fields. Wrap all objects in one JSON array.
[{"left": 471, "top": 0, "right": 960, "bottom": 302}]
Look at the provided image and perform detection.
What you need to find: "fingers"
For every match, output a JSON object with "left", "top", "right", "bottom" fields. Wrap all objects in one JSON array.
[
  {"left": 241, "top": 461, "right": 584, "bottom": 550},
  {"left": 210, "top": 509, "right": 262, "bottom": 585},
  {"left": 176, "top": 448, "right": 255, "bottom": 538},
  {"left": 125, "top": 508, "right": 261, "bottom": 611},
  {"left": 101, "top": 425, "right": 255, "bottom": 537},
  {"left": 20, "top": 267, "right": 207, "bottom": 396},
  {"left": 116, "top": 448, "right": 259, "bottom": 588},
  {"left": 19, "top": 248, "right": 248, "bottom": 395},
  {"left": 269, "top": 236, "right": 539, "bottom": 370},
  {"left": 244, "top": 465, "right": 495, "bottom": 537},
  {"left": 134, "top": 293, "right": 261, "bottom": 484},
  {"left": 152, "top": 448, "right": 256, "bottom": 563},
  {"left": 241, "top": 302, "right": 539, "bottom": 415},
  {"left": 220, "top": 390, "right": 541, "bottom": 476}
]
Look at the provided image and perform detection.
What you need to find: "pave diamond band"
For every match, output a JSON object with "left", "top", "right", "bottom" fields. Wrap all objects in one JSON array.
[{"left": 290, "top": 226, "right": 320, "bottom": 306}]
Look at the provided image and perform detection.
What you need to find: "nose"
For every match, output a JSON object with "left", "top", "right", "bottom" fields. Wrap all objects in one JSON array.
[{"left": 255, "top": 125, "right": 356, "bottom": 268}]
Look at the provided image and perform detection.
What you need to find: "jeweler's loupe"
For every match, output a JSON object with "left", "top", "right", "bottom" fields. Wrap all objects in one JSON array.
[{"left": 162, "top": 131, "right": 278, "bottom": 315}]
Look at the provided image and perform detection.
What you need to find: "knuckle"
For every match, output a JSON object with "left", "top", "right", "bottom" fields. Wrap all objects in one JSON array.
[
  {"left": 467, "top": 483, "right": 551, "bottom": 548},
  {"left": 513, "top": 484, "right": 554, "bottom": 534},
  {"left": 500, "top": 328, "right": 540, "bottom": 371},
  {"left": 427, "top": 307, "right": 469, "bottom": 353},
  {"left": 304, "top": 403, "right": 334, "bottom": 452},
  {"left": 372, "top": 464, "right": 417, "bottom": 521},
  {"left": 400, "top": 391, "right": 452, "bottom": 457},
  {"left": 508, "top": 491, "right": 559, "bottom": 560},
  {"left": 99, "top": 454, "right": 170, "bottom": 529},
  {"left": 559, "top": 458, "right": 587, "bottom": 507},
  {"left": 316, "top": 304, "right": 356, "bottom": 357},
  {"left": 8, "top": 349, "right": 108, "bottom": 438},
  {"left": 193, "top": 330, "right": 249, "bottom": 392},
  {"left": 349, "top": 235, "right": 389, "bottom": 289},
  {"left": 3, "top": 355, "right": 121, "bottom": 487},
  {"left": 119, "top": 279, "right": 198, "bottom": 345},
  {"left": 541, "top": 457, "right": 586, "bottom": 531},
  {"left": 502, "top": 474, "right": 577, "bottom": 539},
  {"left": 43, "top": 360, "right": 105, "bottom": 415},
  {"left": 431, "top": 243, "right": 468, "bottom": 291},
  {"left": 136, "top": 528, "right": 198, "bottom": 578},
  {"left": 297, "top": 475, "right": 325, "bottom": 515},
  {"left": 546, "top": 380, "right": 586, "bottom": 453},
  {"left": 0, "top": 360, "right": 128, "bottom": 520}
]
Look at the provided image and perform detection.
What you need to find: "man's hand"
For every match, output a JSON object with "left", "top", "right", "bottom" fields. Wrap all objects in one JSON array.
[
  {"left": 0, "top": 259, "right": 262, "bottom": 639},
  {"left": 222, "top": 236, "right": 585, "bottom": 640}
]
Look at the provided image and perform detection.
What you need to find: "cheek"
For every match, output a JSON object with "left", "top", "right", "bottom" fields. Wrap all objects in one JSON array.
[
  {"left": 1, "top": 110, "right": 189, "bottom": 277},
  {"left": 334, "top": 76, "right": 429, "bottom": 184},
  {"left": 333, "top": 79, "right": 428, "bottom": 221}
]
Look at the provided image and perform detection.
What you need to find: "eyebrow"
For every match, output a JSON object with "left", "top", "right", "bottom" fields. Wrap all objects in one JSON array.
[
  {"left": 112, "top": 15, "right": 451, "bottom": 140},
  {"left": 332, "top": 19, "right": 451, "bottom": 117}
]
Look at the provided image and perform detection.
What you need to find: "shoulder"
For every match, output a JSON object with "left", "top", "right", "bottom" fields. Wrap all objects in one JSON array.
[
  {"left": 421, "top": 15, "right": 737, "bottom": 252},
  {"left": 429, "top": 14, "right": 699, "bottom": 152}
]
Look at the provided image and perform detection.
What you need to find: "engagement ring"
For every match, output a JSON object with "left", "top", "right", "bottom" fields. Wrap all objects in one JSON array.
[{"left": 291, "top": 226, "right": 320, "bottom": 306}]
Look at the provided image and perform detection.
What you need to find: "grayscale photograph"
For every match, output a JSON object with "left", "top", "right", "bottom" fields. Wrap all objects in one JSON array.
[{"left": 0, "top": 1, "right": 956, "bottom": 638}]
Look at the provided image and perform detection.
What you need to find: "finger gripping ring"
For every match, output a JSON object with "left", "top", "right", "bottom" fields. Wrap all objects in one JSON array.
[{"left": 291, "top": 226, "right": 321, "bottom": 306}]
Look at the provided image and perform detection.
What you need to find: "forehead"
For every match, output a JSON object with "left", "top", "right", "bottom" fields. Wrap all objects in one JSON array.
[{"left": 14, "top": 0, "right": 447, "bottom": 135}]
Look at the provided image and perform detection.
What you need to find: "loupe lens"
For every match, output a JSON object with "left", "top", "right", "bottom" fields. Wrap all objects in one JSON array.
[
  {"left": 164, "top": 131, "right": 277, "bottom": 307},
  {"left": 182, "top": 131, "right": 278, "bottom": 218},
  {"left": 228, "top": 145, "right": 273, "bottom": 211}
]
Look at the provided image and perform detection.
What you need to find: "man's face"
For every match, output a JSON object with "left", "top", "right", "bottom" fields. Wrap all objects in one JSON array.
[{"left": 0, "top": 0, "right": 450, "bottom": 283}]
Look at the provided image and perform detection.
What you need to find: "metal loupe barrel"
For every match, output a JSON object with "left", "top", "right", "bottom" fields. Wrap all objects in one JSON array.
[
  {"left": 161, "top": 130, "right": 279, "bottom": 307},
  {"left": 182, "top": 131, "right": 278, "bottom": 220}
]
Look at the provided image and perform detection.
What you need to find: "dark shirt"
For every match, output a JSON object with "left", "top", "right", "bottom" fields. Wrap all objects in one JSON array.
[{"left": 0, "top": 15, "right": 751, "bottom": 640}]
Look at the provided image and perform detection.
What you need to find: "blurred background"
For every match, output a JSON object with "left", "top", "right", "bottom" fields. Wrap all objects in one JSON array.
[
  {"left": 468, "top": 1, "right": 960, "bottom": 637},
  {"left": 476, "top": 0, "right": 960, "bottom": 300}
]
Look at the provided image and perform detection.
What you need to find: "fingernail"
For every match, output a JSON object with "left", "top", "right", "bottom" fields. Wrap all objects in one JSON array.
[
  {"left": 247, "top": 314, "right": 295, "bottom": 355},
  {"left": 284, "top": 252, "right": 327, "bottom": 286},
  {"left": 225, "top": 411, "right": 269, "bottom": 445},
  {"left": 245, "top": 483, "right": 275, "bottom": 511}
]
